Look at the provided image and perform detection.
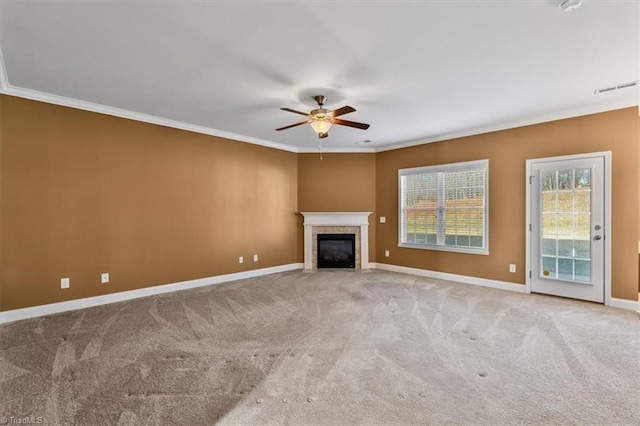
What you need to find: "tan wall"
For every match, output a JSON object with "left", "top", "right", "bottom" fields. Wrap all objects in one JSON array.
[
  {"left": 2, "top": 94, "right": 637, "bottom": 311},
  {"left": 376, "top": 108, "right": 639, "bottom": 301},
  {"left": 0, "top": 95, "right": 299, "bottom": 311},
  {"left": 297, "top": 153, "right": 376, "bottom": 263}
]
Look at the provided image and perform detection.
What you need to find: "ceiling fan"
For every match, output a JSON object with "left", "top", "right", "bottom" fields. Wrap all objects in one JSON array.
[{"left": 276, "top": 95, "right": 370, "bottom": 139}]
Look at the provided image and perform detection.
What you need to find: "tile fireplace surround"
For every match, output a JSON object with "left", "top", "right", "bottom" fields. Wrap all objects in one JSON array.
[{"left": 301, "top": 212, "right": 372, "bottom": 270}]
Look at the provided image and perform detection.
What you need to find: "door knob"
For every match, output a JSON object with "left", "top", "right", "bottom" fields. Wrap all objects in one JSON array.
[{"left": 594, "top": 235, "right": 602, "bottom": 240}]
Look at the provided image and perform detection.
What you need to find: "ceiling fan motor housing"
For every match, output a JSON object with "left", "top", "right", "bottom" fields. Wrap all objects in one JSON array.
[{"left": 310, "top": 108, "right": 331, "bottom": 118}]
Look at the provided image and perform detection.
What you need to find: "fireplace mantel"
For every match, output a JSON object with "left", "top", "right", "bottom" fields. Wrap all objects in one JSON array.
[{"left": 301, "top": 212, "right": 372, "bottom": 270}]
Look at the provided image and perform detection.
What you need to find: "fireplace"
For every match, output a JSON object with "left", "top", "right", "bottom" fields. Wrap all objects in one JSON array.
[
  {"left": 301, "top": 212, "right": 371, "bottom": 270},
  {"left": 317, "top": 234, "right": 356, "bottom": 269}
]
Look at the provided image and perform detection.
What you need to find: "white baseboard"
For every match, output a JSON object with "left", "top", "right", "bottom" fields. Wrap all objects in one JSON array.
[
  {"left": 0, "top": 263, "right": 303, "bottom": 324},
  {"left": 373, "top": 263, "right": 526, "bottom": 293},
  {"left": 373, "top": 263, "right": 640, "bottom": 312},
  {"left": 609, "top": 297, "right": 640, "bottom": 312},
  {"left": 3, "top": 262, "right": 636, "bottom": 324}
]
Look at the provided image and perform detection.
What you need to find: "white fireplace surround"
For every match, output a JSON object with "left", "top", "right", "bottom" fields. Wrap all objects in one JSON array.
[{"left": 301, "top": 212, "right": 372, "bottom": 270}]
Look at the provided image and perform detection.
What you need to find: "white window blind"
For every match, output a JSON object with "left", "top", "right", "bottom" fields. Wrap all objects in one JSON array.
[{"left": 399, "top": 159, "right": 488, "bottom": 254}]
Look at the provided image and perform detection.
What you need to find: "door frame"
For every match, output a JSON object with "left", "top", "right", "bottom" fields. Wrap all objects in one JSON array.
[{"left": 525, "top": 151, "right": 612, "bottom": 305}]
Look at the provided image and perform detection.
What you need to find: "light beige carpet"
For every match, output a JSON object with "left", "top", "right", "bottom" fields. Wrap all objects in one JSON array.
[{"left": 1, "top": 270, "right": 639, "bottom": 425}]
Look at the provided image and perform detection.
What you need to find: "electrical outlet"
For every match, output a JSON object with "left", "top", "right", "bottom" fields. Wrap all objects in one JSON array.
[
  {"left": 509, "top": 264, "right": 516, "bottom": 273},
  {"left": 384, "top": 250, "right": 390, "bottom": 257},
  {"left": 253, "top": 254, "right": 259, "bottom": 262},
  {"left": 101, "top": 273, "right": 109, "bottom": 284},
  {"left": 239, "top": 256, "right": 244, "bottom": 264},
  {"left": 380, "top": 216, "right": 386, "bottom": 223},
  {"left": 61, "top": 277, "right": 70, "bottom": 289}
]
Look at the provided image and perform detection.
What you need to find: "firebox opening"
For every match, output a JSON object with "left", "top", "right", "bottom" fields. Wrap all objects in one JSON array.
[{"left": 317, "top": 233, "right": 356, "bottom": 269}]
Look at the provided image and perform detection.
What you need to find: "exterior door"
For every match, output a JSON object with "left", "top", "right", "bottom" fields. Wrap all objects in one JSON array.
[{"left": 530, "top": 155, "right": 606, "bottom": 303}]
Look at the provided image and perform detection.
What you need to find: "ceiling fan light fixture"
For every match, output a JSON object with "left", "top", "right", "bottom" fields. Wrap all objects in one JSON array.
[
  {"left": 559, "top": 0, "right": 583, "bottom": 12},
  {"left": 309, "top": 116, "right": 333, "bottom": 136}
]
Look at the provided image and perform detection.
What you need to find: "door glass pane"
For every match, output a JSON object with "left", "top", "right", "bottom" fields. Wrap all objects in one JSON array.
[
  {"left": 542, "top": 238, "right": 556, "bottom": 256},
  {"left": 539, "top": 167, "right": 592, "bottom": 283},
  {"left": 575, "top": 260, "right": 591, "bottom": 282},
  {"left": 542, "top": 170, "right": 556, "bottom": 212},
  {"left": 575, "top": 239, "right": 590, "bottom": 259},
  {"left": 575, "top": 213, "right": 591, "bottom": 262},
  {"left": 557, "top": 194, "right": 573, "bottom": 213},
  {"left": 558, "top": 170, "right": 573, "bottom": 190},
  {"left": 558, "top": 239, "right": 573, "bottom": 257},
  {"left": 542, "top": 256, "right": 557, "bottom": 277},
  {"left": 575, "top": 213, "right": 591, "bottom": 237},
  {"left": 574, "top": 191, "right": 590, "bottom": 213},
  {"left": 574, "top": 168, "right": 591, "bottom": 189},
  {"left": 556, "top": 214, "right": 573, "bottom": 236},
  {"left": 542, "top": 193, "right": 556, "bottom": 212},
  {"left": 558, "top": 258, "right": 573, "bottom": 280},
  {"left": 542, "top": 170, "right": 556, "bottom": 191},
  {"left": 542, "top": 213, "right": 556, "bottom": 235}
]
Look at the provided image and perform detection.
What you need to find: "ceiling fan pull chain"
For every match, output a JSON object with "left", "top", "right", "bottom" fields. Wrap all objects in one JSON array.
[{"left": 319, "top": 142, "right": 323, "bottom": 161}]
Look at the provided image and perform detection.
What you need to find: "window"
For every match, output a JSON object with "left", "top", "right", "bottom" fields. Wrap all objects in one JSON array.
[{"left": 399, "top": 159, "right": 488, "bottom": 254}]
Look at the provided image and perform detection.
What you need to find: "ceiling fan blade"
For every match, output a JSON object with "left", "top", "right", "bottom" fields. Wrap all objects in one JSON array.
[
  {"left": 331, "top": 105, "right": 356, "bottom": 117},
  {"left": 275, "top": 121, "right": 308, "bottom": 131},
  {"left": 333, "top": 118, "right": 370, "bottom": 130},
  {"left": 281, "top": 107, "right": 309, "bottom": 117}
]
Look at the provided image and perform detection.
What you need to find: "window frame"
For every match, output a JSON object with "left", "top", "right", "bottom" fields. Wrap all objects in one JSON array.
[{"left": 398, "top": 159, "right": 489, "bottom": 255}]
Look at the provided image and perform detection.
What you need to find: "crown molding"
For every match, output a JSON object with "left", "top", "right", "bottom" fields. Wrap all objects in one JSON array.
[
  {"left": 0, "top": 80, "right": 381, "bottom": 154},
  {"left": 0, "top": 84, "right": 299, "bottom": 154},
  {"left": 1, "top": 46, "right": 636, "bottom": 154},
  {"left": 2, "top": 81, "right": 636, "bottom": 155},
  {"left": 375, "top": 99, "right": 639, "bottom": 152}
]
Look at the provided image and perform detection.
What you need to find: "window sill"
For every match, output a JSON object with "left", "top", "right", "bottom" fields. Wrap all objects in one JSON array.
[{"left": 398, "top": 242, "right": 489, "bottom": 256}]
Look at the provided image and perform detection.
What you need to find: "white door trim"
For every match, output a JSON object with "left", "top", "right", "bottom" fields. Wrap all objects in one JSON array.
[{"left": 525, "top": 151, "right": 612, "bottom": 305}]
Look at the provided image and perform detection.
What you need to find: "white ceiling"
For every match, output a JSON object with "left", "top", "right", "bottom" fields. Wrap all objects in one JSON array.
[{"left": 1, "top": 0, "right": 638, "bottom": 152}]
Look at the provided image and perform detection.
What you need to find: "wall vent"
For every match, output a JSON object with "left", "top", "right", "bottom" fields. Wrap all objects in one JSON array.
[{"left": 594, "top": 81, "right": 638, "bottom": 94}]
